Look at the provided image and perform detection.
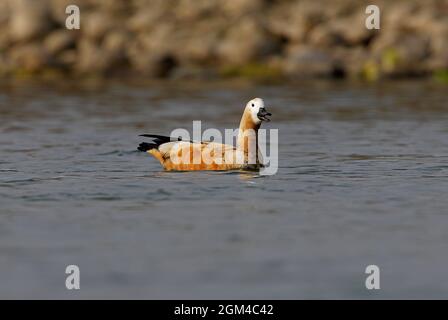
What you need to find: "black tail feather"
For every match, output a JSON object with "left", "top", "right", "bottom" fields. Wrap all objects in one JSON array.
[
  {"left": 139, "top": 134, "right": 182, "bottom": 145},
  {"left": 138, "top": 134, "right": 180, "bottom": 152},
  {"left": 138, "top": 133, "right": 203, "bottom": 152},
  {"left": 138, "top": 142, "right": 158, "bottom": 152},
  {"left": 139, "top": 134, "right": 174, "bottom": 142}
]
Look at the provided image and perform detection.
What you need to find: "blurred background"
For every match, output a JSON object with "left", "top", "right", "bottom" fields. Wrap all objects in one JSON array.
[
  {"left": 0, "top": 0, "right": 447, "bottom": 81},
  {"left": 1, "top": 0, "right": 448, "bottom": 299}
]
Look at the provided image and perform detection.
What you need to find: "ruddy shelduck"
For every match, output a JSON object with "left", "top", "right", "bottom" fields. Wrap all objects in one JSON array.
[{"left": 138, "top": 98, "right": 272, "bottom": 171}]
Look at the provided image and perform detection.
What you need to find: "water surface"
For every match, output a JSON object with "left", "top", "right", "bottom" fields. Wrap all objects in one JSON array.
[{"left": 0, "top": 79, "right": 447, "bottom": 298}]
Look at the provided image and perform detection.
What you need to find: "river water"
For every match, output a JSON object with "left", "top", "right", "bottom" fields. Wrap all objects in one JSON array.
[{"left": 0, "top": 79, "right": 447, "bottom": 298}]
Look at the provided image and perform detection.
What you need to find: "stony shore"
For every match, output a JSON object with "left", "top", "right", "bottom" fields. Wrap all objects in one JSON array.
[{"left": 0, "top": 0, "right": 447, "bottom": 81}]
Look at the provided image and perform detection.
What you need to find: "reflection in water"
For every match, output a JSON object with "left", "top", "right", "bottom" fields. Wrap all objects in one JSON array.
[
  {"left": 236, "top": 171, "right": 259, "bottom": 182},
  {"left": 0, "top": 79, "right": 448, "bottom": 298}
]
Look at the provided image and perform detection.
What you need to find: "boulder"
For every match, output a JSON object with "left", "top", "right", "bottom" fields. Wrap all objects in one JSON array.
[
  {"left": 76, "top": 39, "right": 110, "bottom": 73},
  {"left": 329, "top": 15, "right": 377, "bottom": 47},
  {"left": 428, "top": 23, "right": 448, "bottom": 69},
  {"left": 102, "top": 30, "right": 131, "bottom": 69},
  {"left": 220, "top": 0, "right": 265, "bottom": 17},
  {"left": 9, "top": 0, "right": 52, "bottom": 42},
  {"left": 308, "top": 24, "right": 346, "bottom": 48},
  {"left": 282, "top": 44, "right": 337, "bottom": 77},
  {"left": 216, "top": 18, "right": 281, "bottom": 65},
  {"left": 58, "top": 49, "right": 78, "bottom": 67},
  {"left": 127, "top": 8, "right": 166, "bottom": 33},
  {"left": 0, "top": 30, "right": 10, "bottom": 51},
  {"left": 267, "top": 1, "right": 323, "bottom": 43},
  {"left": 44, "top": 30, "right": 76, "bottom": 55},
  {"left": 127, "top": 33, "right": 178, "bottom": 77},
  {"left": 128, "top": 50, "right": 177, "bottom": 78},
  {"left": 82, "top": 12, "right": 113, "bottom": 41},
  {"left": 9, "top": 43, "right": 50, "bottom": 72},
  {"left": 0, "top": 0, "right": 10, "bottom": 26},
  {"left": 332, "top": 47, "right": 371, "bottom": 77},
  {"left": 372, "top": 28, "right": 431, "bottom": 76},
  {"left": 174, "top": 0, "right": 219, "bottom": 21}
]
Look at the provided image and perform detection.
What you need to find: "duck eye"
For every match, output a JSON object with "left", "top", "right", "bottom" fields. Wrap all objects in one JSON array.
[{"left": 251, "top": 103, "right": 254, "bottom": 107}]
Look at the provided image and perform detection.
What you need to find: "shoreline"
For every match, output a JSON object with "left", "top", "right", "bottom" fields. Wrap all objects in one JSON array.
[{"left": 0, "top": 0, "right": 447, "bottom": 82}]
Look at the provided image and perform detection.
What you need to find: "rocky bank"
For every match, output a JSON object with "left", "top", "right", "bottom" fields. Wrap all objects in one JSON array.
[{"left": 0, "top": 0, "right": 447, "bottom": 81}]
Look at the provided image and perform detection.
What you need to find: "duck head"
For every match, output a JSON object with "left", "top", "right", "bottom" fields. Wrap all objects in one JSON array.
[{"left": 245, "top": 98, "right": 272, "bottom": 125}]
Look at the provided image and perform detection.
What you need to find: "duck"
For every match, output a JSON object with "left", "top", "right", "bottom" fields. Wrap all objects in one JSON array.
[{"left": 138, "top": 98, "right": 271, "bottom": 171}]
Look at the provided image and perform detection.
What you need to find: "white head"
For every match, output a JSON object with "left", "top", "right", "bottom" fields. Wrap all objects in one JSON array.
[{"left": 245, "top": 98, "right": 271, "bottom": 125}]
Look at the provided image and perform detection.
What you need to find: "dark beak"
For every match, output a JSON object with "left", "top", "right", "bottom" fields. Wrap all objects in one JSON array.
[{"left": 257, "top": 107, "right": 272, "bottom": 122}]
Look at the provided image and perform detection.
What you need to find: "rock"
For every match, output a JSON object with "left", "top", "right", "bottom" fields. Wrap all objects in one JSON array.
[
  {"left": 58, "top": 49, "right": 78, "bottom": 67},
  {"left": 95, "top": 0, "right": 130, "bottom": 14},
  {"left": 82, "top": 12, "right": 113, "bottom": 41},
  {"left": 167, "top": 18, "right": 226, "bottom": 64},
  {"left": 383, "top": 3, "right": 420, "bottom": 29},
  {"left": 308, "top": 24, "right": 346, "bottom": 48},
  {"left": 0, "top": 53, "right": 12, "bottom": 76},
  {"left": 133, "top": 24, "right": 176, "bottom": 54},
  {"left": 0, "top": 0, "right": 10, "bottom": 26},
  {"left": 103, "top": 30, "right": 129, "bottom": 54},
  {"left": 44, "top": 30, "right": 75, "bottom": 55},
  {"left": 127, "top": 31, "right": 178, "bottom": 77},
  {"left": 282, "top": 45, "right": 337, "bottom": 78},
  {"left": 220, "top": 0, "right": 265, "bottom": 17},
  {"left": 102, "top": 30, "right": 130, "bottom": 69},
  {"left": 329, "top": 15, "right": 377, "bottom": 47},
  {"left": 127, "top": 8, "right": 166, "bottom": 33},
  {"left": 428, "top": 23, "right": 448, "bottom": 69},
  {"left": 0, "top": 31, "right": 10, "bottom": 51},
  {"left": 174, "top": 31, "right": 218, "bottom": 64},
  {"left": 217, "top": 18, "right": 281, "bottom": 65},
  {"left": 129, "top": 51, "right": 177, "bottom": 78},
  {"left": 372, "top": 27, "right": 431, "bottom": 75},
  {"left": 267, "top": 1, "right": 323, "bottom": 43},
  {"left": 9, "top": 0, "right": 52, "bottom": 42},
  {"left": 332, "top": 47, "right": 371, "bottom": 77},
  {"left": 9, "top": 44, "right": 50, "bottom": 72},
  {"left": 174, "top": 0, "right": 219, "bottom": 21},
  {"left": 76, "top": 39, "right": 110, "bottom": 73},
  {"left": 171, "top": 64, "right": 218, "bottom": 80}
]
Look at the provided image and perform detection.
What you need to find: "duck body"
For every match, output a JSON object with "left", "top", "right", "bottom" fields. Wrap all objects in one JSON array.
[{"left": 138, "top": 98, "right": 271, "bottom": 172}]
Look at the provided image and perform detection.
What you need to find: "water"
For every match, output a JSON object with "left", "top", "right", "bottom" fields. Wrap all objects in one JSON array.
[{"left": 0, "top": 79, "right": 447, "bottom": 299}]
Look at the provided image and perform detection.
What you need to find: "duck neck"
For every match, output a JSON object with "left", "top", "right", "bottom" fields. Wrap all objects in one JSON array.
[{"left": 237, "top": 111, "right": 260, "bottom": 162}]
